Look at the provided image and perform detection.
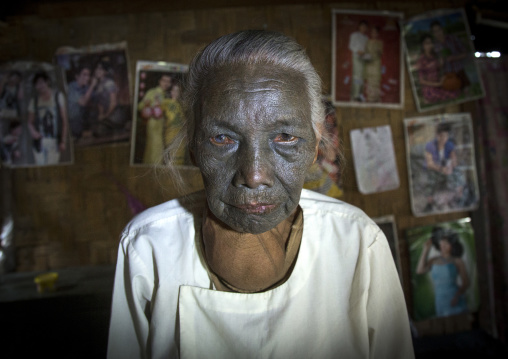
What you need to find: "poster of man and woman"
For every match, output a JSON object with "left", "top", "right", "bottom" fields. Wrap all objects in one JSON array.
[
  {"left": 332, "top": 10, "right": 404, "bottom": 108},
  {"left": 130, "top": 60, "right": 190, "bottom": 166},
  {"left": 403, "top": 8, "right": 485, "bottom": 112},
  {"left": 407, "top": 218, "right": 479, "bottom": 321},
  {"left": 54, "top": 41, "right": 132, "bottom": 147}
]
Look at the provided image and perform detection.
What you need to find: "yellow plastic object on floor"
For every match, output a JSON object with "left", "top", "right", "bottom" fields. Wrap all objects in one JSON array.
[{"left": 34, "top": 272, "right": 58, "bottom": 293}]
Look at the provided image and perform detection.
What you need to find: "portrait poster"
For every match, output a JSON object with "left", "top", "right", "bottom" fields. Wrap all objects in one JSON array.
[
  {"left": 0, "top": 61, "right": 73, "bottom": 167},
  {"left": 303, "top": 98, "right": 343, "bottom": 198},
  {"left": 373, "top": 215, "right": 402, "bottom": 281},
  {"left": 403, "top": 8, "right": 485, "bottom": 112},
  {"left": 407, "top": 218, "right": 479, "bottom": 321},
  {"left": 130, "top": 61, "right": 192, "bottom": 166},
  {"left": 54, "top": 41, "right": 132, "bottom": 147},
  {"left": 332, "top": 10, "right": 404, "bottom": 108},
  {"left": 404, "top": 113, "right": 479, "bottom": 216},
  {"left": 350, "top": 125, "right": 400, "bottom": 194}
]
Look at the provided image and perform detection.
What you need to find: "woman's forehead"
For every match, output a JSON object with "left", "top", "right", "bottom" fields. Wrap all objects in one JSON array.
[
  {"left": 200, "top": 74, "right": 310, "bottom": 126},
  {"left": 204, "top": 63, "right": 306, "bottom": 101},
  {"left": 204, "top": 62, "right": 305, "bottom": 92}
]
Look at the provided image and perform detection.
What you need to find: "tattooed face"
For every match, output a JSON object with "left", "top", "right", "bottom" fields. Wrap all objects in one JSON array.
[{"left": 192, "top": 63, "right": 318, "bottom": 234}]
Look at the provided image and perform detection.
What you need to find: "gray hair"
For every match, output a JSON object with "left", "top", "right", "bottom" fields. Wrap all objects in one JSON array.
[{"left": 163, "top": 30, "right": 327, "bottom": 192}]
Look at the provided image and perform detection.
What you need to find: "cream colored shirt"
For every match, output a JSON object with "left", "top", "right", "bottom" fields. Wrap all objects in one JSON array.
[{"left": 108, "top": 189, "right": 414, "bottom": 359}]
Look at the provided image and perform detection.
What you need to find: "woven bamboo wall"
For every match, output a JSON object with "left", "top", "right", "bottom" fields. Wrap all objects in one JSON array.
[{"left": 1, "top": 0, "right": 486, "bottom": 335}]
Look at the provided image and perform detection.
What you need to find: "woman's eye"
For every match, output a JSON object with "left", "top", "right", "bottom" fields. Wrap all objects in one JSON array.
[
  {"left": 274, "top": 133, "right": 298, "bottom": 143},
  {"left": 210, "top": 134, "right": 235, "bottom": 146}
]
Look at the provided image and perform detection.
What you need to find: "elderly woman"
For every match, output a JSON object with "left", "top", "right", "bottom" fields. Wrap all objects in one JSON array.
[{"left": 108, "top": 30, "right": 414, "bottom": 359}]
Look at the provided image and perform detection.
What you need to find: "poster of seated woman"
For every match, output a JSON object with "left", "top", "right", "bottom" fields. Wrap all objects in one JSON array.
[{"left": 404, "top": 113, "right": 479, "bottom": 217}]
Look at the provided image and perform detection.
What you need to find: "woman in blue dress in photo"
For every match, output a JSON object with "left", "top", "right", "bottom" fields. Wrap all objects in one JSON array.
[{"left": 416, "top": 227, "right": 469, "bottom": 317}]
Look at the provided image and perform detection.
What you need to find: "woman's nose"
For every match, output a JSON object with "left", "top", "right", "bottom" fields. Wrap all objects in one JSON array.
[{"left": 233, "top": 144, "right": 275, "bottom": 189}]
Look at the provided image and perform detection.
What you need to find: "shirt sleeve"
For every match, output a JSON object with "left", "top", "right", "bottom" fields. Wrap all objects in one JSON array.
[
  {"left": 424, "top": 140, "right": 434, "bottom": 154},
  {"left": 66, "top": 83, "right": 76, "bottom": 102},
  {"left": 349, "top": 32, "right": 362, "bottom": 53},
  {"left": 366, "top": 229, "right": 415, "bottom": 359},
  {"left": 57, "top": 91, "right": 67, "bottom": 113},
  {"left": 446, "top": 140, "right": 455, "bottom": 154},
  {"left": 108, "top": 236, "right": 154, "bottom": 359},
  {"left": 138, "top": 88, "right": 154, "bottom": 111}
]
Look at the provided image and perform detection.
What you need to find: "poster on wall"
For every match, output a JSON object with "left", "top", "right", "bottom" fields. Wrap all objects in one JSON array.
[
  {"left": 404, "top": 113, "right": 479, "bottom": 216},
  {"left": 303, "top": 98, "right": 343, "bottom": 198},
  {"left": 130, "top": 60, "right": 192, "bottom": 166},
  {"left": 54, "top": 41, "right": 132, "bottom": 147},
  {"left": 407, "top": 218, "right": 479, "bottom": 321},
  {"left": 373, "top": 215, "right": 402, "bottom": 282},
  {"left": 350, "top": 125, "right": 400, "bottom": 194},
  {"left": 403, "top": 8, "right": 485, "bottom": 112},
  {"left": 0, "top": 61, "right": 73, "bottom": 167},
  {"left": 332, "top": 9, "right": 404, "bottom": 108}
]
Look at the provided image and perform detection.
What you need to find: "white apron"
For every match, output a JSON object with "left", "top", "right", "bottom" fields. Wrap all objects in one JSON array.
[{"left": 177, "top": 215, "right": 367, "bottom": 359}]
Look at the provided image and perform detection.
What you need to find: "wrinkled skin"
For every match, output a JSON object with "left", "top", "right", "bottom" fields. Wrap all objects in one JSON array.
[{"left": 193, "top": 63, "right": 318, "bottom": 234}]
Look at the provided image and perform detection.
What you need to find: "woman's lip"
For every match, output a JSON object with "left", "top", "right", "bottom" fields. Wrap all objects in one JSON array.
[{"left": 233, "top": 203, "right": 277, "bottom": 214}]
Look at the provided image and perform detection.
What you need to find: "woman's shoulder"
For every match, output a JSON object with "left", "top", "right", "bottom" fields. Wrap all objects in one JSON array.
[
  {"left": 299, "top": 189, "right": 377, "bottom": 229},
  {"left": 121, "top": 190, "right": 206, "bottom": 238}
]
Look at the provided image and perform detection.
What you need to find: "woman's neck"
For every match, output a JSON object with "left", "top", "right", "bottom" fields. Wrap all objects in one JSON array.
[{"left": 202, "top": 207, "right": 297, "bottom": 292}]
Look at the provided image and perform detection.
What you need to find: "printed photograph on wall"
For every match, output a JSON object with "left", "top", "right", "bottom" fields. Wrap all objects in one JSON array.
[
  {"left": 0, "top": 61, "right": 73, "bottom": 167},
  {"left": 131, "top": 61, "right": 191, "bottom": 166},
  {"left": 332, "top": 9, "right": 404, "bottom": 108},
  {"left": 373, "top": 215, "right": 402, "bottom": 282},
  {"left": 54, "top": 41, "right": 131, "bottom": 147},
  {"left": 350, "top": 125, "right": 400, "bottom": 194},
  {"left": 130, "top": 61, "right": 191, "bottom": 166},
  {"left": 404, "top": 113, "right": 479, "bottom": 216},
  {"left": 403, "top": 8, "right": 485, "bottom": 112},
  {"left": 407, "top": 218, "right": 479, "bottom": 321},
  {"left": 303, "top": 98, "right": 343, "bottom": 198}
]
